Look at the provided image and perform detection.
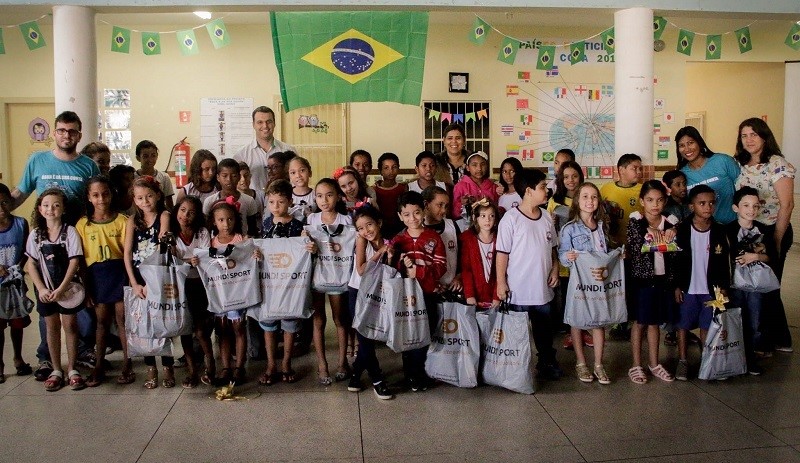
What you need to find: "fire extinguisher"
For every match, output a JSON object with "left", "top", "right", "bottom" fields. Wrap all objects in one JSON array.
[{"left": 170, "top": 137, "right": 190, "bottom": 189}]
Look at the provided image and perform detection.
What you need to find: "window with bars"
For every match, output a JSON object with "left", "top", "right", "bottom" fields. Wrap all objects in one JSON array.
[{"left": 422, "top": 101, "right": 490, "bottom": 159}]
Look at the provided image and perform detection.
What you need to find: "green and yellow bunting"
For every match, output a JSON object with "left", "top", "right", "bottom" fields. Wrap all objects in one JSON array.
[
  {"left": 601, "top": 27, "right": 614, "bottom": 54},
  {"left": 536, "top": 45, "right": 555, "bottom": 70},
  {"left": 469, "top": 17, "right": 490, "bottom": 45},
  {"left": 653, "top": 16, "right": 667, "bottom": 40},
  {"left": 206, "top": 19, "right": 230, "bottom": 49},
  {"left": 141, "top": 32, "right": 161, "bottom": 55},
  {"left": 177, "top": 29, "right": 199, "bottom": 56},
  {"left": 706, "top": 34, "right": 721, "bottom": 59},
  {"left": 0, "top": 28, "right": 5, "bottom": 55},
  {"left": 497, "top": 37, "right": 518, "bottom": 64},
  {"left": 786, "top": 23, "right": 800, "bottom": 51},
  {"left": 111, "top": 26, "right": 131, "bottom": 54},
  {"left": 736, "top": 27, "right": 752, "bottom": 53},
  {"left": 569, "top": 41, "right": 585, "bottom": 64},
  {"left": 677, "top": 29, "right": 695, "bottom": 56},
  {"left": 19, "top": 20, "right": 45, "bottom": 50}
]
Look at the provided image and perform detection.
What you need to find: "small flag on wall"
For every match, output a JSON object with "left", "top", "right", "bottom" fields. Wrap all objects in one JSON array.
[
  {"left": 506, "top": 144, "right": 520, "bottom": 157},
  {"left": 177, "top": 29, "right": 199, "bottom": 56},
  {"left": 542, "top": 152, "right": 555, "bottom": 162},
  {"left": 517, "top": 71, "right": 530, "bottom": 81},
  {"left": 506, "top": 85, "right": 519, "bottom": 96},
  {"left": 786, "top": 23, "right": 800, "bottom": 51},
  {"left": 569, "top": 41, "right": 585, "bottom": 64},
  {"left": 520, "top": 114, "right": 533, "bottom": 125},
  {"left": 602, "top": 84, "right": 614, "bottom": 96},
  {"left": 536, "top": 45, "right": 555, "bottom": 70},
  {"left": 20, "top": 20, "right": 46, "bottom": 50},
  {"left": 554, "top": 87, "right": 567, "bottom": 98},
  {"left": 677, "top": 29, "right": 695, "bottom": 56},
  {"left": 601, "top": 27, "right": 614, "bottom": 53},
  {"left": 516, "top": 99, "right": 528, "bottom": 109},
  {"left": 497, "top": 37, "right": 518, "bottom": 64},
  {"left": 142, "top": 32, "right": 161, "bottom": 55},
  {"left": 545, "top": 65, "right": 559, "bottom": 77},
  {"left": 588, "top": 89, "right": 601, "bottom": 100},
  {"left": 736, "top": 27, "right": 752, "bottom": 53},
  {"left": 206, "top": 19, "right": 230, "bottom": 49},
  {"left": 469, "top": 17, "right": 490, "bottom": 45},
  {"left": 111, "top": 26, "right": 131, "bottom": 53},
  {"left": 706, "top": 34, "right": 721, "bottom": 60},
  {"left": 0, "top": 29, "right": 5, "bottom": 55},
  {"left": 653, "top": 16, "right": 667, "bottom": 40}
]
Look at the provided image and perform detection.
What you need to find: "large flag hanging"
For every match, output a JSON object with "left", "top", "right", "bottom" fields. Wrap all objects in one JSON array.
[
  {"left": 497, "top": 37, "right": 519, "bottom": 64},
  {"left": 569, "top": 41, "right": 586, "bottom": 64},
  {"left": 271, "top": 11, "right": 429, "bottom": 111},
  {"left": 653, "top": 16, "right": 667, "bottom": 40},
  {"left": 0, "top": 28, "right": 5, "bottom": 55},
  {"left": 601, "top": 27, "right": 615, "bottom": 54},
  {"left": 20, "top": 20, "right": 46, "bottom": 50}
]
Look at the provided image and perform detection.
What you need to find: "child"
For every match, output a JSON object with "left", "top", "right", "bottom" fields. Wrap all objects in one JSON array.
[
  {"left": 498, "top": 157, "right": 523, "bottom": 213},
  {"left": 726, "top": 186, "right": 774, "bottom": 376},
  {"left": 559, "top": 182, "right": 612, "bottom": 384},
  {"left": 346, "top": 205, "right": 394, "bottom": 399},
  {"left": 334, "top": 166, "right": 378, "bottom": 216},
  {"left": 496, "top": 168, "right": 562, "bottom": 380},
  {"left": 237, "top": 161, "right": 266, "bottom": 224},
  {"left": 546, "top": 148, "right": 576, "bottom": 197},
  {"left": 135, "top": 140, "right": 175, "bottom": 210},
  {"left": 350, "top": 149, "right": 373, "bottom": 183},
  {"left": 24, "top": 188, "right": 85, "bottom": 391},
  {"left": 176, "top": 149, "right": 218, "bottom": 204},
  {"left": 81, "top": 142, "right": 111, "bottom": 175},
  {"left": 674, "top": 184, "right": 730, "bottom": 381},
  {"left": 626, "top": 180, "right": 678, "bottom": 384},
  {"left": 663, "top": 170, "right": 691, "bottom": 223},
  {"left": 123, "top": 176, "right": 173, "bottom": 389},
  {"left": 266, "top": 151, "right": 296, "bottom": 186},
  {"left": 373, "top": 152, "right": 407, "bottom": 239},
  {"left": 0, "top": 183, "right": 32, "bottom": 383},
  {"left": 202, "top": 158, "right": 260, "bottom": 236},
  {"left": 391, "top": 191, "right": 447, "bottom": 391},
  {"left": 76, "top": 176, "right": 132, "bottom": 387},
  {"left": 600, "top": 153, "right": 643, "bottom": 249},
  {"left": 460, "top": 198, "right": 499, "bottom": 308},
  {"left": 422, "top": 186, "right": 461, "bottom": 294},
  {"left": 452, "top": 151, "right": 499, "bottom": 221},
  {"left": 287, "top": 156, "right": 317, "bottom": 223},
  {"left": 172, "top": 196, "right": 216, "bottom": 388},
  {"left": 308, "top": 178, "right": 352, "bottom": 385},
  {"left": 407, "top": 151, "right": 447, "bottom": 194},
  {"left": 257, "top": 180, "right": 312, "bottom": 386},
  {"left": 109, "top": 164, "right": 136, "bottom": 216}
]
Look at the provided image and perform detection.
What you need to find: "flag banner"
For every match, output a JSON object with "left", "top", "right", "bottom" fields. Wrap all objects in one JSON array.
[
  {"left": 653, "top": 16, "right": 667, "bottom": 40},
  {"left": 20, "top": 21, "right": 46, "bottom": 50},
  {"left": 706, "top": 34, "right": 721, "bottom": 60},
  {"left": 0, "top": 28, "right": 5, "bottom": 55},
  {"left": 177, "top": 29, "right": 199, "bottom": 56},
  {"left": 601, "top": 27, "right": 614, "bottom": 54},
  {"left": 465, "top": 112, "right": 476, "bottom": 122},
  {"left": 476, "top": 109, "right": 488, "bottom": 120},
  {"left": 111, "top": 26, "right": 131, "bottom": 54},
  {"left": 497, "top": 37, "right": 518, "bottom": 64},
  {"left": 441, "top": 112, "right": 452, "bottom": 123},
  {"left": 453, "top": 113, "right": 464, "bottom": 123},
  {"left": 469, "top": 17, "right": 489, "bottom": 45},
  {"left": 677, "top": 29, "right": 695, "bottom": 56},
  {"left": 536, "top": 45, "right": 555, "bottom": 70},
  {"left": 142, "top": 32, "right": 161, "bottom": 55},
  {"left": 569, "top": 41, "right": 586, "bottom": 64},
  {"left": 786, "top": 23, "right": 800, "bottom": 51},
  {"left": 271, "top": 11, "right": 428, "bottom": 111},
  {"left": 736, "top": 26, "right": 752, "bottom": 53},
  {"left": 206, "top": 19, "right": 231, "bottom": 49},
  {"left": 428, "top": 109, "right": 440, "bottom": 120}
]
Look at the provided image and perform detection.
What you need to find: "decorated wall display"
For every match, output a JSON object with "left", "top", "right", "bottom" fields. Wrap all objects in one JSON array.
[
  {"left": 28, "top": 117, "right": 52, "bottom": 146},
  {"left": 200, "top": 97, "right": 254, "bottom": 159},
  {"left": 101, "top": 89, "right": 133, "bottom": 166}
]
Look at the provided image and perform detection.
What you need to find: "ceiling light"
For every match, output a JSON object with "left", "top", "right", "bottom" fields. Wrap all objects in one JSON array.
[{"left": 194, "top": 11, "right": 212, "bottom": 20}]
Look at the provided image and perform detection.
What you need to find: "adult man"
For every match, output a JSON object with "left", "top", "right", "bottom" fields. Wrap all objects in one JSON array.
[
  {"left": 11, "top": 111, "right": 100, "bottom": 381},
  {"left": 233, "top": 106, "right": 295, "bottom": 192}
]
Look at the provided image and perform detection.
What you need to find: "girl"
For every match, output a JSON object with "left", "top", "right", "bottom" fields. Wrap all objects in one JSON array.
[
  {"left": 175, "top": 149, "right": 218, "bottom": 204},
  {"left": 460, "top": 198, "right": 499, "bottom": 308},
  {"left": 123, "top": 176, "right": 173, "bottom": 389},
  {"left": 308, "top": 178, "right": 352, "bottom": 385},
  {"left": 81, "top": 142, "right": 111, "bottom": 175},
  {"left": 452, "top": 151, "right": 499, "bottom": 220},
  {"left": 497, "top": 157, "right": 523, "bottom": 214},
  {"left": 25, "top": 188, "right": 85, "bottom": 391},
  {"left": 76, "top": 176, "right": 132, "bottom": 387},
  {"left": 287, "top": 156, "right": 317, "bottom": 223},
  {"left": 237, "top": 161, "right": 266, "bottom": 226},
  {"left": 626, "top": 180, "right": 678, "bottom": 384},
  {"left": 334, "top": 166, "right": 378, "bottom": 216},
  {"left": 172, "top": 196, "right": 216, "bottom": 388},
  {"left": 422, "top": 186, "right": 462, "bottom": 294},
  {"left": 349, "top": 149, "right": 373, "bottom": 183},
  {"left": 558, "top": 182, "right": 612, "bottom": 384},
  {"left": 109, "top": 164, "right": 136, "bottom": 216},
  {"left": 135, "top": 140, "right": 175, "bottom": 210},
  {"left": 346, "top": 205, "right": 393, "bottom": 399}
]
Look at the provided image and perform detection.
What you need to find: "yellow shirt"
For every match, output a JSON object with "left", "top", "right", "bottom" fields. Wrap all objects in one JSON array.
[
  {"left": 75, "top": 213, "right": 127, "bottom": 266},
  {"left": 547, "top": 196, "right": 572, "bottom": 277},
  {"left": 600, "top": 182, "right": 642, "bottom": 248}
]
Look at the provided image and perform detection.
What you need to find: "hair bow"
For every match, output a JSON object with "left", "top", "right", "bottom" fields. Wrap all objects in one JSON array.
[
  {"left": 332, "top": 167, "right": 345, "bottom": 180},
  {"left": 354, "top": 198, "right": 368, "bottom": 209},
  {"left": 224, "top": 195, "right": 241, "bottom": 212},
  {"left": 470, "top": 197, "right": 491, "bottom": 211}
]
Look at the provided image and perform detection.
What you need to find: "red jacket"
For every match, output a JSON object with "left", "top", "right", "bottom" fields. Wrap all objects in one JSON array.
[
  {"left": 391, "top": 228, "right": 447, "bottom": 294},
  {"left": 460, "top": 229, "right": 497, "bottom": 305}
]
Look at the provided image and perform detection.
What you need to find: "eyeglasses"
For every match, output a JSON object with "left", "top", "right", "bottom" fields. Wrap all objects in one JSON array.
[{"left": 55, "top": 128, "right": 81, "bottom": 137}]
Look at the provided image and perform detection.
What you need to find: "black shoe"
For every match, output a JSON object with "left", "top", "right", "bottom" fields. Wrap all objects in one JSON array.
[
  {"left": 536, "top": 363, "right": 564, "bottom": 380},
  {"left": 75, "top": 351, "right": 97, "bottom": 369},
  {"left": 34, "top": 361, "right": 53, "bottom": 382},
  {"left": 174, "top": 355, "right": 187, "bottom": 368},
  {"left": 664, "top": 331, "right": 678, "bottom": 346},
  {"left": 373, "top": 381, "right": 394, "bottom": 400},
  {"left": 748, "top": 364, "right": 764, "bottom": 376},
  {"left": 409, "top": 376, "right": 428, "bottom": 392},
  {"left": 347, "top": 375, "right": 363, "bottom": 393}
]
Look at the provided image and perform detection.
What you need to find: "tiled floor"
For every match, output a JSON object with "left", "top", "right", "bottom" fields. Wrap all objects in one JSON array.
[{"left": 2, "top": 251, "right": 800, "bottom": 462}]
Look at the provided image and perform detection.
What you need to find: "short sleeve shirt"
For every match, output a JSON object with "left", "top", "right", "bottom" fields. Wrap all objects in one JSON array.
[
  {"left": 735, "top": 156, "right": 796, "bottom": 226},
  {"left": 202, "top": 192, "right": 260, "bottom": 236},
  {"left": 682, "top": 153, "right": 741, "bottom": 224},
  {"left": 136, "top": 170, "right": 175, "bottom": 198},
  {"left": 17, "top": 151, "right": 100, "bottom": 213},
  {"left": 75, "top": 213, "right": 127, "bottom": 266}
]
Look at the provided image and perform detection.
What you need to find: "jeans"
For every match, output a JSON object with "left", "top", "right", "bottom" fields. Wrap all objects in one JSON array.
[
  {"left": 507, "top": 302, "right": 556, "bottom": 365},
  {"left": 730, "top": 289, "right": 763, "bottom": 361},
  {"left": 36, "top": 307, "right": 95, "bottom": 362},
  {"left": 347, "top": 287, "right": 384, "bottom": 383},
  {"left": 763, "top": 223, "right": 792, "bottom": 349}
]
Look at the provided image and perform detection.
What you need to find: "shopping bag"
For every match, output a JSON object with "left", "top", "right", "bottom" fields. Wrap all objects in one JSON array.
[
  {"left": 564, "top": 248, "right": 627, "bottom": 329},
  {"left": 137, "top": 251, "right": 193, "bottom": 338},
  {"left": 247, "top": 237, "right": 313, "bottom": 322},
  {"left": 699, "top": 307, "right": 747, "bottom": 380},
  {"left": 732, "top": 262, "right": 780, "bottom": 293},
  {"left": 476, "top": 307, "right": 535, "bottom": 394},
  {"left": 305, "top": 224, "right": 356, "bottom": 293},
  {"left": 425, "top": 301, "right": 480, "bottom": 388},
  {"left": 351, "top": 261, "right": 399, "bottom": 342},
  {"left": 194, "top": 239, "right": 262, "bottom": 314},
  {"left": 0, "top": 265, "right": 34, "bottom": 319},
  {"left": 124, "top": 286, "right": 173, "bottom": 357},
  {"left": 386, "top": 278, "right": 431, "bottom": 353}
]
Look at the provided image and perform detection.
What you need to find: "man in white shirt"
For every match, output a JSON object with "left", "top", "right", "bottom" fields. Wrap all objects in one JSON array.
[{"left": 233, "top": 106, "right": 295, "bottom": 192}]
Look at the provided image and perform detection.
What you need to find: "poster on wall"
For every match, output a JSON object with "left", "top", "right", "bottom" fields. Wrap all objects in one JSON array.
[
  {"left": 200, "top": 97, "right": 254, "bottom": 159},
  {"left": 515, "top": 37, "right": 614, "bottom": 66},
  {"left": 102, "top": 88, "right": 133, "bottom": 167}
]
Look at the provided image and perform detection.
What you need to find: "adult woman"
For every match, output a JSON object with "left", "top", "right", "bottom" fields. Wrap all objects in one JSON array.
[
  {"left": 675, "top": 126, "right": 740, "bottom": 224},
  {"left": 435, "top": 123, "right": 469, "bottom": 185},
  {"left": 735, "top": 117, "right": 795, "bottom": 352}
]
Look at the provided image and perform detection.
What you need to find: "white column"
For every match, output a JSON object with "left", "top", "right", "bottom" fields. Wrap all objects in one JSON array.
[
  {"left": 614, "top": 7, "right": 653, "bottom": 163},
  {"left": 783, "top": 61, "right": 800, "bottom": 169},
  {"left": 53, "top": 5, "right": 97, "bottom": 143}
]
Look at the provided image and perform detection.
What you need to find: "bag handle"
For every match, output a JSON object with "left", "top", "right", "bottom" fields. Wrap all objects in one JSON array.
[{"left": 208, "top": 244, "right": 236, "bottom": 258}]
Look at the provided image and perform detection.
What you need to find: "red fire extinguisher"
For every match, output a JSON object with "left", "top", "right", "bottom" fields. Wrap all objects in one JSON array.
[{"left": 171, "top": 137, "right": 191, "bottom": 189}]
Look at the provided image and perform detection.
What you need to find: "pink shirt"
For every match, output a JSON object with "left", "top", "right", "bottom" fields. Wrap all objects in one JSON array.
[{"left": 452, "top": 176, "right": 500, "bottom": 217}]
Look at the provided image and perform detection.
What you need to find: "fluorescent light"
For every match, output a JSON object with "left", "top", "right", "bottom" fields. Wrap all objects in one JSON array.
[{"left": 194, "top": 11, "right": 212, "bottom": 20}]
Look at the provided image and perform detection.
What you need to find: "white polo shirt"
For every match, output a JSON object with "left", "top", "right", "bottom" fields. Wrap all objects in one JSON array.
[{"left": 233, "top": 138, "right": 295, "bottom": 192}]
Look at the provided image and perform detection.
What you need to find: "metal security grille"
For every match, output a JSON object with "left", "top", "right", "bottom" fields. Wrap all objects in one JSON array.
[{"left": 422, "top": 101, "right": 490, "bottom": 157}]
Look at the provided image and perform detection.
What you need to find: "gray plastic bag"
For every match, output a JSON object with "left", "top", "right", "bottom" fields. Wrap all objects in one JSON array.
[
  {"left": 194, "top": 239, "right": 262, "bottom": 314},
  {"left": 352, "top": 261, "right": 398, "bottom": 342},
  {"left": 124, "top": 286, "right": 174, "bottom": 357},
  {"left": 699, "top": 307, "right": 747, "bottom": 380},
  {"left": 386, "top": 277, "right": 431, "bottom": 353},
  {"left": 0, "top": 265, "right": 34, "bottom": 320},
  {"left": 476, "top": 307, "right": 535, "bottom": 394},
  {"left": 564, "top": 248, "right": 627, "bottom": 329},
  {"left": 732, "top": 262, "right": 780, "bottom": 293},
  {"left": 305, "top": 224, "right": 356, "bottom": 293},
  {"left": 247, "top": 237, "right": 313, "bottom": 322},
  {"left": 425, "top": 301, "right": 480, "bottom": 388},
  {"left": 137, "top": 251, "right": 193, "bottom": 338}
]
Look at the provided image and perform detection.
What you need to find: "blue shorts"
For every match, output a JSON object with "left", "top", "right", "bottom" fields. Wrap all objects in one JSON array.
[
  {"left": 631, "top": 277, "right": 676, "bottom": 326},
  {"left": 259, "top": 319, "right": 301, "bottom": 333},
  {"left": 678, "top": 293, "right": 713, "bottom": 331},
  {"left": 88, "top": 260, "right": 126, "bottom": 304}
]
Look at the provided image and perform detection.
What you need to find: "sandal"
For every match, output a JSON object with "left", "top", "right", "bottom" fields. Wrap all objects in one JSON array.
[
  {"left": 232, "top": 367, "right": 246, "bottom": 385},
  {"left": 281, "top": 369, "right": 298, "bottom": 384},
  {"left": 649, "top": 364, "right": 675, "bottom": 382},
  {"left": 144, "top": 367, "right": 158, "bottom": 389},
  {"left": 593, "top": 364, "right": 611, "bottom": 385},
  {"left": 334, "top": 365, "right": 352, "bottom": 382},
  {"left": 182, "top": 374, "right": 199, "bottom": 389},
  {"left": 628, "top": 366, "right": 648, "bottom": 384},
  {"left": 200, "top": 368, "right": 215, "bottom": 386},
  {"left": 318, "top": 374, "right": 333, "bottom": 386},
  {"left": 68, "top": 370, "right": 87, "bottom": 391},
  {"left": 15, "top": 363, "right": 33, "bottom": 376},
  {"left": 44, "top": 371, "right": 64, "bottom": 392},
  {"left": 86, "top": 371, "right": 106, "bottom": 388},
  {"left": 162, "top": 366, "right": 176, "bottom": 388},
  {"left": 117, "top": 369, "right": 136, "bottom": 385},
  {"left": 215, "top": 368, "right": 233, "bottom": 387},
  {"left": 258, "top": 369, "right": 277, "bottom": 386}
]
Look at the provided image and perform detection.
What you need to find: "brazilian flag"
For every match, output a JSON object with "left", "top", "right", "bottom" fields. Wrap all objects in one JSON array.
[{"left": 271, "top": 11, "right": 429, "bottom": 111}]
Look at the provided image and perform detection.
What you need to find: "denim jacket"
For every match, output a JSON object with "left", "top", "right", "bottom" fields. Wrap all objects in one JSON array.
[{"left": 558, "top": 219, "right": 608, "bottom": 267}]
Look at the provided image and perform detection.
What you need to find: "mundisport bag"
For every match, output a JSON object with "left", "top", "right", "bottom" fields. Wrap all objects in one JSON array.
[
  {"left": 732, "top": 262, "right": 780, "bottom": 293},
  {"left": 305, "top": 224, "right": 356, "bottom": 293},
  {"left": 351, "top": 261, "right": 399, "bottom": 342},
  {"left": 564, "top": 248, "right": 628, "bottom": 329},
  {"left": 247, "top": 237, "right": 313, "bottom": 322},
  {"left": 194, "top": 239, "right": 262, "bottom": 314},
  {"left": 476, "top": 306, "right": 534, "bottom": 394},
  {"left": 0, "top": 265, "right": 34, "bottom": 319},
  {"left": 699, "top": 307, "right": 747, "bottom": 380},
  {"left": 136, "top": 248, "right": 192, "bottom": 338},
  {"left": 386, "top": 277, "right": 430, "bottom": 353},
  {"left": 425, "top": 300, "right": 480, "bottom": 388},
  {"left": 124, "top": 286, "right": 173, "bottom": 357}
]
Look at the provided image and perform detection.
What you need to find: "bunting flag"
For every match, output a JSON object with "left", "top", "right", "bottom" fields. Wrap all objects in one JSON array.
[
  {"left": 441, "top": 112, "right": 452, "bottom": 123},
  {"left": 735, "top": 27, "right": 752, "bottom": 53},
  {"left": 428, "top": 110, "right": 440, "bottom": 120},
  {"left": 706, "top": 34, "right": 721, "bottom": 60},
  {"left": 653, "top": 16, "right": 667, "bottom": 40},
  {"left": 469, "top": 17, "right": 490, "bottom": 45},
  {"left": 142, "top": 32, "right": 161, "bottom": 55},
  {"left": 111, "top": 26, "right": 131, "bottom": 54},
  {"left": 20, "top": 20, "right": 46, "bottom": 50},
  {"left": 677, "top": 29, "right": 695, "bottom": 56},
  {"left": 453, "top": 113, "right": 464, "bottom": 123},
  {"left": 0, "top": 29, "right": 5, "bottom": 55},
  {"left": 497, "top": 37, "right": 518, "bottom": 64},
  {"left": 465, "top": 112, "right": 476, "bottom": 122},
  {"left": 569, "top": 41, "right": 586, "bottom": 64},
  {"left": 177, "top": 29, "right": 199, "bottom": 56},
  {"left": 601, "top": 27, "right": 615, "bottom": 54},
  {"left": 786, "top": 23, "right": 800, "bottom": 51},
  {"left": 536, "top": 45, "right": 555, "bottom": 70},
  {"left": 206, "top": 19, "right": 230, "bottom": 49}
]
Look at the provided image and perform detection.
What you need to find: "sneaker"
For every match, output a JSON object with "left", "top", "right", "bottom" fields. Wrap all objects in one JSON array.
[
  {"left": 609, "top": 324, "right": 630, "bottom": 341},
  {"left": 748, "top": 364, "right": 764, "bottom": 376},
  {"left": 575, "top": 363, "right": 593, "bottom": 383},
  {"left": 76, "top": 351, "right": 97, "bottom": 369},
  {"left": 537, "top": 363, "right": 564, "bottom": 380},
  {"left": 174, "top": 355, "right": 187, "bottom": 368},
  {"left": 34, "top": 361, "right": 54, "bottom": 382},
  {"left": 347, "top": 376, "right": 363, "bottom": 393},
  {"left": 664, "top": 331, "right": 678, "bottom": 347},
  {"left": 775, "top": 346, "right": 794, "bottom": 353},
  {"left": 582, "top": 331, "right": 594, "bottom": 348},
  {"left": 105, "top": 346, "right": 115, "bottom": 355},
  {"left": 755, "top": 351, "right": 773, "bottom": 359},
  {"left": 409, "top": 376, "right": 428, "bottom": 392},
  {"left": 373, "top": 381, "right": 394, "bottom": 400},
  {"left": 562, "top": 334, "right": 574, "bottom": 350},
  {"left": 593, "top": 364, "right": 610, "bottom": 385},
  {"left": 675, "top": 360, "right": 688, "bottom": 381}
]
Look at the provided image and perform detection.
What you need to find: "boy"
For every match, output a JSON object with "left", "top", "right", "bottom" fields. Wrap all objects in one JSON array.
[
  {"left": 726, "top": 186, "right": 774, "bottom": 375},
  {"left": 408, "top": 151, "right": 447, "bottom": 194},
  {"left": 350, "top": 150, "right": 373, "bottom": 183},
  {"left": 496, "top": 168, "right": 562, "bottom": 380},
  {"left": 600, "top": 153, "right": 643, "bottom": 248},
  {"left": 673, "top": 184, "right": 730, "bottom": 381},
  {"left": 81, "top": 142, "right": 112, "bottom": 175},
  {"left": 391, "top": 191, "right": 447, "bottom": 391},
  {"left": 373, "top": 152, "right": 407, "bottom": 238},
  {"left": 663, "top": 170, "right": 690, "bottom": 222},
  {"left": 134, "top": 140, "right": 175, "bottom": 210},
  {"left": 202, "top": 158, "right": 260, "bottom": 236},
  {"left": 546, "top": 148, "right": 575, "bottom": 197}
]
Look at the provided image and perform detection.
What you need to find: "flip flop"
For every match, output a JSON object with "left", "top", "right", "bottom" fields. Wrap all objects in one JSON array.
[{"left": 281, "top": 369, "right": 298, "bottom": 384}]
